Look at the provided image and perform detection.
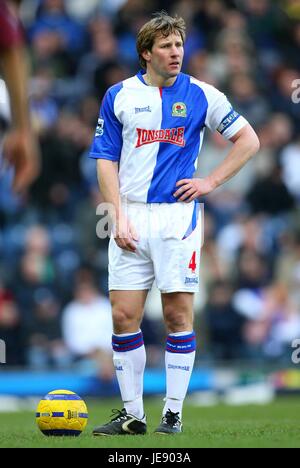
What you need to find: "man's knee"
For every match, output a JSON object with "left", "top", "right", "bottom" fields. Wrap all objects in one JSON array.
[
  {"left": 162, "top": 292, "right": 194, "bottom": 332},
  {"left": 112, "top": 305, "right": 141, "bottom": 332},
  {"left": 163, "top": 304, "right": 190, "bottom": 330}
]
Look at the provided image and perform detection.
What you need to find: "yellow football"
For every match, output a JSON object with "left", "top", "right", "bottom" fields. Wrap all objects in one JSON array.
[{"left": 36, "top": 389, "right": 88, "bottom": 436}]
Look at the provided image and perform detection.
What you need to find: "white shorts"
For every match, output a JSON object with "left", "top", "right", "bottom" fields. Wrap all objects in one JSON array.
[{"left": 108, "top": 201, "right": 202, "bottom": 293}]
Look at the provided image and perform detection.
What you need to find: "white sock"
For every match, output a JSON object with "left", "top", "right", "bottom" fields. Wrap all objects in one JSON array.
[
  {"left": 112, "top": 330, "right": 146, "bottom": 419},
  {"left": 163, "top": 331, "right": 196, "bottom": 419},
  {"left": 123, "top": 396, "right": 144, "bottom": 420}
]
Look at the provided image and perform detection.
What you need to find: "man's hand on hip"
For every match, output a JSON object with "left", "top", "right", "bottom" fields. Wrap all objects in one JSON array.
[{"left": 173, "top": 177, "right": 216, "bottom": 202}]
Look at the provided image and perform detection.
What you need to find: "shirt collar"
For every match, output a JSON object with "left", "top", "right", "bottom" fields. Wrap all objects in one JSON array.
[{"left": 136, "top": 70, "right": 183, "bottom": 90}]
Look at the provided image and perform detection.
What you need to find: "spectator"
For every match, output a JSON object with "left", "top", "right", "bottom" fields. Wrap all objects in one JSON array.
[
  {"left": 238, "top": 283, "right": 300, "bottom": 362},
  {"left": 77, "top": 17, "right": 119, "bottom": 94},
  {"left": 235, "top": 247, "right": 270, "bottom": 290},
  {"left": 204, "top": 280, "right": 247, "bottom": 361},
  {"left": 25, "top": 288, "right": 70, "bottom": 368},
  {"left": 13, "top": 225, "right": 57, "bottom": 322},
  {"left": 262, "top": 283, "right": 300, "bottom": 362},
  {"left": 29, "top": 66, "right": 58, "bottom": 136},
  {"left": 276, "top": 232, "right": 300, "bottom": 306},
  {"left": 246, "top": 163, "right": 295, "bottom": 215},
  {"left": 280, "top": 136, "right": 300, "bottom": 201},
  {"left": 62, "top": 276, "right": 114, "bottom": 380},
  {"left": 227, "top": 73, "right": 270, "bottom": 128},
  {"left": 0, "top": 283, "right": 24, "bottom": 365},
  {"left": 29, "top": 0, "right": 87, "bottom": 55},
  {"left": 271, "top": 68, "right": 300, "bottom": 128}
]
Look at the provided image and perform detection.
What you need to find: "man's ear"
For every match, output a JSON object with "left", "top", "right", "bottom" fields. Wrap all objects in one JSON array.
[{"left": 142, "top": 50, "right": 151, "bottom": 64}]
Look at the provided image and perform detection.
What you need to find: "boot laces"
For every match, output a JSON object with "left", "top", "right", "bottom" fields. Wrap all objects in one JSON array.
[
  {"left": 109, "top": 408, "right": 127, "bottom": 422},
  {"left": 163, "top": 409, "right": 180, "bottom": 427}
]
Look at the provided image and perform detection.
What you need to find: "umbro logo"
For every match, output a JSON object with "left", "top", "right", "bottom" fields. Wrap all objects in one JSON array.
[{"left": 135, "top": 106, "right": 151, "bottom": 113}]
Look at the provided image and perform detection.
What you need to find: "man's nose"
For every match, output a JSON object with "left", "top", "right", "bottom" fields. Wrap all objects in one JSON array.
[{"left": 170, "top": 46, "right": 180, "bottom": 56}]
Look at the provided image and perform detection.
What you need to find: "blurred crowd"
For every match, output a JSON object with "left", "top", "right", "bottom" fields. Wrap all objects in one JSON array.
[{"left": 1, "top": 0, "right": 300, "bottom": 373}]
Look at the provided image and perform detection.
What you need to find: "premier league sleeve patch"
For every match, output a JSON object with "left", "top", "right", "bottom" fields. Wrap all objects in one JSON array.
[
  {"left": 95, "top": 118, "right": 104, "bottom": 137},
  {"left": 217, "top": 109, "right": 240, "bottom": 134}
]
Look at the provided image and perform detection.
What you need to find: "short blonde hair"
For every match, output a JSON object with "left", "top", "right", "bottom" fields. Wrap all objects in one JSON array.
[{"left": 136, "top": 11, "right": 186, "bottom": 70}]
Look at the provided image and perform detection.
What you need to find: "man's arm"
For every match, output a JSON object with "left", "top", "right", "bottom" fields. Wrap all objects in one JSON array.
[
  {"left": 97, "top": 159, "right": 138, "bottom": 252},
  {"left": 1, "top": 45, "right": 28, "bottom": 130},
  {"left": 0, "top": 1, "right": 40, "bottom": 192},
  {"left": 174, "top": 124, "right": 260, "bottom": 201}
]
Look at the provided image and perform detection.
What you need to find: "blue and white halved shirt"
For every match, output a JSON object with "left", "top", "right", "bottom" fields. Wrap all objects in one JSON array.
[{"left": 90, "top": 71, "right": 247, "bottom": 203}]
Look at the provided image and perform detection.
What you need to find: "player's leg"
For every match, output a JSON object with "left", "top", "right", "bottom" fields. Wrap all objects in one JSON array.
[
  {"left": 93, "top": 202, "right": 153, "bottom": 435},
  {"left": 151, "top": 202, "right": 201, "bottom": 433},
  {"left": 93, "top": 290, "right": 150, "bottom": 436},
  {"left": 154, "top": 292, "right": 196, "bottom": 434},
  {"left": 110, "top": 289, "right": 148, "bottom": 420}
]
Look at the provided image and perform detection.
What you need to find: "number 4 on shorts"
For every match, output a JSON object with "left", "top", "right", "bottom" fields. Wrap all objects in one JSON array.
[{"left": 188, "top": 251, "right": 197, "bottom": 273}]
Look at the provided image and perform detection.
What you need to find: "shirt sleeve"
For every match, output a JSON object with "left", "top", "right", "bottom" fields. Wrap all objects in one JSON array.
[
  {"left": 89, "top": 86, "right": 123, "bottom": 161},
  {"left": 0, "top": 1, "right": 24, "bottom": 50},
  {"left": 203, "top": 83, "right": 248, "bottom": 139}
]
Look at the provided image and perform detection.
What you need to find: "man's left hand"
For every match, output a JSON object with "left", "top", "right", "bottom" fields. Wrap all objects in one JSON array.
[{"left": 173, "top": 177, "right": 215, "bottom": 202}]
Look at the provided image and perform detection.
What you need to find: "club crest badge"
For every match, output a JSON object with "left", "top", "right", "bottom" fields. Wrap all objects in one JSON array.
[{"left": 172, "top": 102, "right": 187, "bottom": 117}]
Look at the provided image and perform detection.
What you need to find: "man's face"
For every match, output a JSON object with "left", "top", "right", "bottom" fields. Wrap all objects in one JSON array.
[{"left": 143, "top": 32, "right": 184, "bottom": 79}]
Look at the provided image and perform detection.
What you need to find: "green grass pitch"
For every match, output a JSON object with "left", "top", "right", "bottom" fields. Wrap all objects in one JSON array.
[{"left": 0, "top": 397, "right": 300, "bottom": 448}]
